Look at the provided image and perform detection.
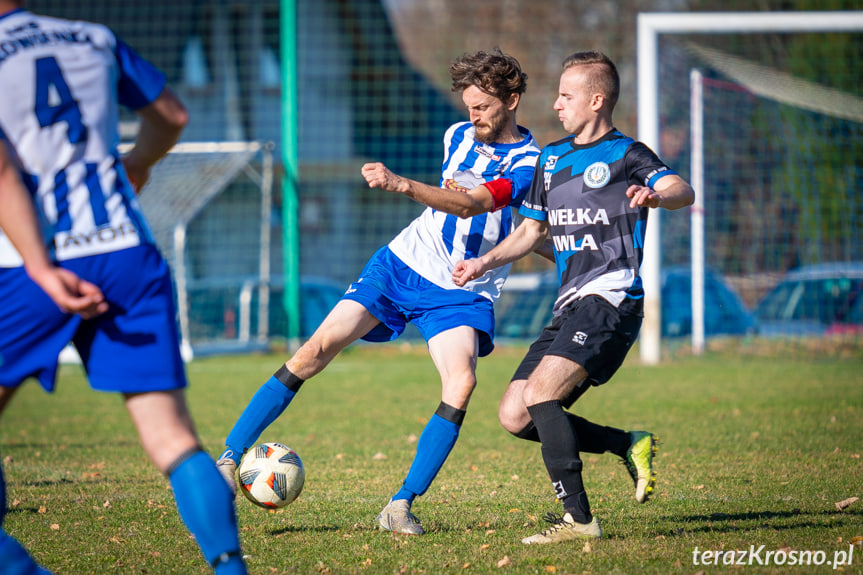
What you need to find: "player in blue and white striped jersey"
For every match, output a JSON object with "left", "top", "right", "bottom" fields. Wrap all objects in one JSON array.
[
  {"left": 0, "top": 2, "right": 247, "bottom": 572},
  {"left": 454, "top": 51, "right": 694, "bottom": 544},
  {"left": 217, "top": 50, "right": 541, "bottom": 535}
]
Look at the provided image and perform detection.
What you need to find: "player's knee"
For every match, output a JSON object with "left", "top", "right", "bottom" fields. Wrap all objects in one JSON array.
[{"left": 498, "top": 398, "right": 530, "bottom": 435}]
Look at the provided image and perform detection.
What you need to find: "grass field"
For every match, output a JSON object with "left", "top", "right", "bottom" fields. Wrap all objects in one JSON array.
[{"left": 2, "top": 344, "right": 862, "bottom": 574}]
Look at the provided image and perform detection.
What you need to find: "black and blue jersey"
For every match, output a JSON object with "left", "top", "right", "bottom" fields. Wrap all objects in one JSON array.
[{"left": 519, "top": 129, "right": 676, "bottom": 314}]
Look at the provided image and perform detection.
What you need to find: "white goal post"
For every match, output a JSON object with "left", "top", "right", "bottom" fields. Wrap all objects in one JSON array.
[{"left": 636, "top": 10, "right": 863, "bottom": 364}]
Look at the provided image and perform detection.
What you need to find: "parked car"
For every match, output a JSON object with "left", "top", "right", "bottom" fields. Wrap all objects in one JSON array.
[
  {"left": 754, "top": 262, "right": 863, "bottom": 337},
  {"left": 495, "top": 266, "right": 755, "bottom": 340}
]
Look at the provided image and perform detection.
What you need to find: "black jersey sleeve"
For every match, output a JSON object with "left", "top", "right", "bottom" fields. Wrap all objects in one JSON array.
[{"left": 624, "top": 141, "right": 675, "bottom": 188}]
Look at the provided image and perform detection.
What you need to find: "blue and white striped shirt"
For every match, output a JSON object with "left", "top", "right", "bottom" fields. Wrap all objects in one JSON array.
[
  {"left": 389, "top": 121, "right": 539, "bottom": 302},
  {"left": 0, "top": 8, "right": 164, "bottom": 266}
]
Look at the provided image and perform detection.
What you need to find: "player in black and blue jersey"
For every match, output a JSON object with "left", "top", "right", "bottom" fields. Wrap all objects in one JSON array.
[{"left": 454, "top": 51, "right": 694, "bottom": 544}]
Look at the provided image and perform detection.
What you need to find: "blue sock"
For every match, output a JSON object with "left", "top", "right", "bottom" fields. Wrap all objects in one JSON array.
[
  {"left": 393, "top": 413, "right": 460, "bottom": 502},
  {"left": 1, "top": 461, "right": 53, "bottom": 575},
  {"left": 169, "top": 450, "right": 247, "bottom": 575},
  {"left": 223, "top": 376, "right": 296, "bottom": 463},
  {"left": 0, "top": 534, "right": 53, "bottom": 575}
]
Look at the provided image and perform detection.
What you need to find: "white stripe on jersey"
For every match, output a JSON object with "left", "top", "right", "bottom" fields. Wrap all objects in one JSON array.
[
  {"left": 0, "top": 9, "right": 161, "bottom": 266},
  {"left": 388, "top": 122, "right": 540, "bottom": 302}
]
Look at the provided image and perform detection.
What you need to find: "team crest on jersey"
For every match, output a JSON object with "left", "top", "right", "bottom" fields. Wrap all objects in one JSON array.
[
  {"left": 544, "top": 156, "right": 558, "bottom": 170},
  {"left": 583, "top": 162, "right": 611, "bottom": 189}
]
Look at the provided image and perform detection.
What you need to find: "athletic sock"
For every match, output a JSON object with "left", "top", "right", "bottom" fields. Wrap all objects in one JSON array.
[
  {"left": 168, "top": 450, "right": 247, "bottom": 575},
  {"left": 0, "top": 533, "right": 53, "bottom": 575},
  {"left": 0, "top": 457, "right": 50, "bottom": 575},
  {"left": 526, "top": 400, "right": 592, "bottom": 523},
  {"left": 223, "top": 367, "right": 303, "bottom": 463},
  {"left": 392, "top": 404, "right": 464, "bottom": 503},
  {"left": 514, "top": 414, "right": 631, "bottom": 456}
]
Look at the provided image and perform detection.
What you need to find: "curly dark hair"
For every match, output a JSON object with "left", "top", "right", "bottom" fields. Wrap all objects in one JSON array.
[{"left": 449, "top": 49, "right": 527, "bottom": 104}]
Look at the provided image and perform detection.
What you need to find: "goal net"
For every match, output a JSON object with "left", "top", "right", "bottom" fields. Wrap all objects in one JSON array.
[
  {"left": 133, "top": 141, "right": 276, "bottom": 358},
  {"left": 639, "top": 12, "right": 863, "bottom": 361}
]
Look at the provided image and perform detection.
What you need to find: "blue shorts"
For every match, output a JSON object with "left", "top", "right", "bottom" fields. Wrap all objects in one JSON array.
[
  {"left": 343, "top": 247, "right": 496, "bottom": 357},
  {"left": 0, "top": 244, "right": 187, "bottom": 393}
]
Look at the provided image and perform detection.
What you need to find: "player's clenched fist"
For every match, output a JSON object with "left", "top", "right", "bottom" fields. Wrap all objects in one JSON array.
[
  {"left": 452, "top": 258, "right": 486, "bottom": 287},
  {"left": 361, "top": 162, "right": 408, "bottom": 194}
]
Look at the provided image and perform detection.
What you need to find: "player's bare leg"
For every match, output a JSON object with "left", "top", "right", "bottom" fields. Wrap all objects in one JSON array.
[
  {"left": 428, "top": 325, "right": 479, "bottom": 412},
  {"left": 286, "top": 299, "right": 382, "bottom": 380},
  {"left": 124, "top": 390, "right": 199, "bottom": 473},
  {"left": 125, "top": 390, "right": 246, "bottom": 573},
  {"left": 377, "top": 326, "right": 478, "bottom": 535},
  {"left": 0, "top": 386, "right": 18, "bottom": 419},
  {"left": 219, "top": 299, "right": 382, "bottom": 492}
]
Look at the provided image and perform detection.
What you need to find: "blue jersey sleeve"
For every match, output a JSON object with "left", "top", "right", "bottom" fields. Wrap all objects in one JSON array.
[
  {"left": 115, "top": 38, "right": 167, "bottom": 110},
  {"left": 507, "top": 162, "right": 538, "bottom": 207}
]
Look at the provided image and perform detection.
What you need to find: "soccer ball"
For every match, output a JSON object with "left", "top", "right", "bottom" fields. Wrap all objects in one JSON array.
[{"left": 237, "top": 442, "right": 305, "bottom": 509}]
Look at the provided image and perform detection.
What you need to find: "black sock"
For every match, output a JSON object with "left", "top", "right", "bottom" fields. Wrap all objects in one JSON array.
[
  {"left": 562, "top": 490, "right": 592, "bottom": 524},
  {"left": 515, "top": 414, "right": 631, "bottom": 457},
  {"left": 526, "top": 400, "right": 591, "bottom": 522}
]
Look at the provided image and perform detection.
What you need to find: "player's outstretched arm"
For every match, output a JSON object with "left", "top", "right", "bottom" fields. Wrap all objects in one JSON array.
[
  {"left": 122, "top": 86, "right": 189, "bottom": 192},
  {"left": 453, "top": 217, "right": 548, "bottom": 286},
  {"left": 626, "top": 174, "right": 694, "bottom": 211},
  {"left": 0, "top": 142, "right": 107, "bottom": 318},
  {"left": 361, "top": 161, "right": 494, "bottom": 218}
]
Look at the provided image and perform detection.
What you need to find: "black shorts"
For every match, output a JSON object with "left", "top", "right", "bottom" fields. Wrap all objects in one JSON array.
[{"left": 511, "top": 295, "right": 642, "bottom": 403}]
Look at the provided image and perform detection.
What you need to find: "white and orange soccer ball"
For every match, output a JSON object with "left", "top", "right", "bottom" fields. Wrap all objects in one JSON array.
[{"left": 237, "top": 442, "right": 305, "bottom": 509}]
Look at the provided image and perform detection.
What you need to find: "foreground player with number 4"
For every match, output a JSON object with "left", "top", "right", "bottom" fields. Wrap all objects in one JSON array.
[
  {"left": 453, "top": 51, "right": 695, "bottom": 545},
  {"left": 0, "top": 1, "right": 247, "bottom": 572},
  {"left": 217, "top": 49, "right": 540, "bottom": 535}
]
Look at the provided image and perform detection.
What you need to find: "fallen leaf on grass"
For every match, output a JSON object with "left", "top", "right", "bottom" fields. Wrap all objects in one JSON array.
[
  {"left": 835, "top": 497, "right": 859, "bottom": 511},
  {"left": 497, "top": 556, "right": 511, "bottom": 567},
  {"left": 480, "top": 544, "right": 490, "bottom": 550},
  {"left": 462, "top": 562, "right": 471, "bottom": 569},
  {"left": 583, "top": 541, "right": 592, "bottom": 553},
  {"left": 38, "top": 506, "right": 47, "bottom": 514},
  {"left": 849, "top": 536, "right": 863, "bottom": 547},
  {"left": 50, "top": 524, "right": 59, "bottom": 531},
  {"left": 372, "top": 452, "right": 387, "bottom": 460},
  {"left": 545, "top": 566, "right": 557, "bottom": 573}
]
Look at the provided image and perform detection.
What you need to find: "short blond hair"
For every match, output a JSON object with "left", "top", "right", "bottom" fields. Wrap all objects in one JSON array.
[{"left": 562, "top": 51, "right": 619, "bottom": 112}]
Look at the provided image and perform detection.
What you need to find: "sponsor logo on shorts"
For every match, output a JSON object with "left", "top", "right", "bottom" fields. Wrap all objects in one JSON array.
[{"left": 572, "top": 331, "right": 588, "bottom": 345}]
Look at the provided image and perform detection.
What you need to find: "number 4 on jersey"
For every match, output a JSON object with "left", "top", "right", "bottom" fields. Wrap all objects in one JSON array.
[{"left": 34, "top": 56, "right": 88, "bottom": 144}]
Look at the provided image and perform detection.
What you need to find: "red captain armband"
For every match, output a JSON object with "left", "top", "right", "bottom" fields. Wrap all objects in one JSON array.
[{"left": 482, "top": 178, "right": 514, "bottom": 212}]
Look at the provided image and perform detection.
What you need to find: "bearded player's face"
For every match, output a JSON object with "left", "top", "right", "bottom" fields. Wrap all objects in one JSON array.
[{"left": 462, "top": 85, "right": 516, "bottom": 144}]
